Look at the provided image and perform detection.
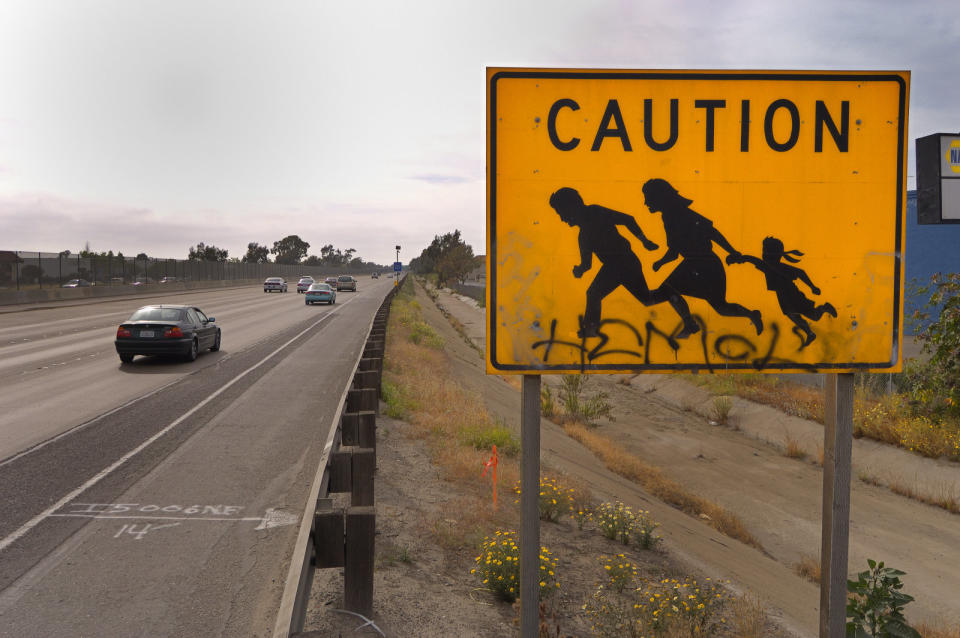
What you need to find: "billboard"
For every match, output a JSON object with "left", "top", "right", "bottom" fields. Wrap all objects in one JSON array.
[
  {"left": 486, "top": 69, "right": 909, "bottom": 374},
  {"left": 917, "top": 133, "right": 960, "bottom": 224}
]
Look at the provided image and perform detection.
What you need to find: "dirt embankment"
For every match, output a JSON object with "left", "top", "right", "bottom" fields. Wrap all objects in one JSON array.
[
  {"left": 433, "top": 283, "right": 960, "bottom": 634},
  {"left": 302, "top": 280, "right": 960, "bottom": 636}
]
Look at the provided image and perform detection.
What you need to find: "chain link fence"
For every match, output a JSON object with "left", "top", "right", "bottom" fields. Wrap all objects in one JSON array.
[{"left": 0, "top": 250, "right": 372, "bottom": 291}]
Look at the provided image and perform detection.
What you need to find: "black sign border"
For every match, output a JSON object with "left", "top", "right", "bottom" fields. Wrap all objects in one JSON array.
[{"left": 488, "top": 69, "right": 908, "bottom": 372}]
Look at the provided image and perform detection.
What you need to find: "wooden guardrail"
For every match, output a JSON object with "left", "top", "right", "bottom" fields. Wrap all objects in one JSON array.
[{"left": 273, "top": 275, "right": 404, "bottom": 637}]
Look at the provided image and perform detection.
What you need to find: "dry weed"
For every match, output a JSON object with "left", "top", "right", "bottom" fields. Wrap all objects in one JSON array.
[
  {"left": 563, "top": 423, "right": 764, "bottom": 550},
  {"left": 916, "top": 622, "right": 960, "bottom": 638},
  {"left": 793, "top": 554, "right": 821, "bottom": 584},
  {"left": 783, "top": 432, "right": 807, "bottom": 460},
  {"left": 729, "top": 593, "right": 768, "bottom": 638},
  {"left": 858, "top": 472, "right": 960, "bottom": 515},
  {"left": 710, "top": 395, "right": 734, "bottom": 424}
]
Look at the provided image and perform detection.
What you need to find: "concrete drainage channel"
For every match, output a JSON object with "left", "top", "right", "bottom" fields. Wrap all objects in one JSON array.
[{"left": 273, "top": 276, "right": 403, "bottom": 637}]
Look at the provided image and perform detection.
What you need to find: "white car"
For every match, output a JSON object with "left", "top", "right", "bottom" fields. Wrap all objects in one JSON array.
[{"left": 263, "top": 277, "right": 288, "bottom": 293}]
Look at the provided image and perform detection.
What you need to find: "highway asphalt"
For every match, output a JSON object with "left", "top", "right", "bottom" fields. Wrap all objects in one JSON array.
[{"left": 0, "top": 278, "right": 393, "bottom": 636}]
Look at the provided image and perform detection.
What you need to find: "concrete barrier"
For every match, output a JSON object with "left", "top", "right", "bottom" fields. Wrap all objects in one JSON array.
[{"left": 0, "top": 279, "right": 264, "bottom": 308}]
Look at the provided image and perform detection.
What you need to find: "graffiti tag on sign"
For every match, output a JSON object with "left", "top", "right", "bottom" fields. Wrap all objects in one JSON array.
[{"left": 486, "top": 68, "right": 909, "bottom": 374}]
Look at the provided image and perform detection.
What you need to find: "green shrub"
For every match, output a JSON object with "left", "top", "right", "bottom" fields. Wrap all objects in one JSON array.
[
  {"left": 846, "top": 559, "right": 922, "bottom": 637},
  {"left": 471, "top": 530, "right": 559, "bottom": 603},
  {"left": 584, "top": 573, "right": 731, "bottom": 637},
  {"left": 593, "top": 502, "right": 662, "bottom": 550},
  {"left": 459, "top": 424, "right": 520, "bottom": 457},
  {"left": 541, "top": 384, "right": 557, "bottom": 418},
  {"left": 409, "top": 320, "right": 443, "bottom": 348},
  {"left": 381, "top": 379, "right": 417, "bottom": 419},
  {"left": 558, "top": 374, "right": 614, "bottom": 425},
  {"left": 513, "top": 476, "right": 575, "bottom": 522}
]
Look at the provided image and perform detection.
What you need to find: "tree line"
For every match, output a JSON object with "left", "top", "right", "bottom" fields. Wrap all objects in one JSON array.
[
  {"left": 57, "top": 236, "right": 385, "bottom": 270},
  {"left": 409, "top": 229, "right": 481, "bottom": 286}
]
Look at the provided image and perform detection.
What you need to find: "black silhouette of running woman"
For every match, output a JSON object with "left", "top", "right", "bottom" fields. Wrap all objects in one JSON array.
[
  {"left": 728, "top": 236, "right": 837, "bottom": 348},
  {"left": 641, "top": 178, "right": 763, "bottom": 336},
  {"left": 549, "top": 187, "right": 699, "bottom": 339}
]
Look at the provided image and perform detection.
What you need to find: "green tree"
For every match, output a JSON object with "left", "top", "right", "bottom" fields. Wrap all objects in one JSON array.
[
  {"left": 415, "top": 230, "right": 475, "bottom": 285},
  {"left": 242, "top": 242, "right": 270, "bottom": 263},
  {"left": 271, "top": 235, "right": 310, "bottom": 265},
  {"left": 908, "top": 272, "right": 960, "bottom": 416},
  {"left": 188, "top": 242, "right": 229, "bottom": 261},
  {"left": 436, "top": 242, "right": 475, "bottom": 285}
]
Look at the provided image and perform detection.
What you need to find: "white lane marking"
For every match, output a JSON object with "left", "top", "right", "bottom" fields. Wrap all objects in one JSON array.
[
  {"left": 114, "top": 522, "right": 181, "bottom": 540},
  {"left": 50, "top": 508, "right": 298, "bottom": 530},
  {"left": 0, "top": 297, "right": 355, "bottom": 553}
]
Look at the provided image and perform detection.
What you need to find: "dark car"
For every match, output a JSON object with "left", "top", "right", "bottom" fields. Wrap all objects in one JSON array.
[
  {"left": 337, "top": 275, "right": 357, "bottom": 291},
  {"left": 115, "top": 304, "right": 220, "bottom": 363}
]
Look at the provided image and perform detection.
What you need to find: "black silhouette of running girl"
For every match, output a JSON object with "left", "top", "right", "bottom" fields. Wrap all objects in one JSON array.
[
  {"left": 549, "top": 187, "right": 699, "bottom": 339},
  {"left": 641, "top": 178, "right": 763, "bottom": 336},
  {"left": 728, "top": 236, "right": 838, "bottom": 348}
]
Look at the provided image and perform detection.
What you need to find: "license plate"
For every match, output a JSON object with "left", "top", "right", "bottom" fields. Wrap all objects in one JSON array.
[{"left": 139, "top": 330, "right": 155, "bottom": 338}]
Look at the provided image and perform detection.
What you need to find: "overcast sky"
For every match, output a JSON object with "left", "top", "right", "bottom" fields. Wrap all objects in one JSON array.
[{"left": 0, "top": 0, "right": 956, "bottom": 265}]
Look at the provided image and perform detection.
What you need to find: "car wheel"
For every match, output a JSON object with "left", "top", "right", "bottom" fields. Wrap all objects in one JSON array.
[
  {"left": 119, "top": 353, "right": 134, "bottom": 363},
  {"left": 185, "top": 338, "right": 198, "bottom": 362},
  {"left": 210, "top": 330, "right": 221, "bottom": 352}
]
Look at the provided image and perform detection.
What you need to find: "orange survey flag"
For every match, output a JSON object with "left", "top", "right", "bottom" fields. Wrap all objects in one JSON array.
[{"left": 481, "top": 445, "right": 499, "bottom": 510}]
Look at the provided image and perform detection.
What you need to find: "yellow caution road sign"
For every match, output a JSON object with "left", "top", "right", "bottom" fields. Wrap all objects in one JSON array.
[{"left": 486, "top": 68, "right": 909, "bottom": 374}]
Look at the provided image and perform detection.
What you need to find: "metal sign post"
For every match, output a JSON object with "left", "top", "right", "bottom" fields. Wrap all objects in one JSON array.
[
  {"left": 520, "top": 375, "right": 541, "bottom": 638},
  {"left": 820, "top": 373, "right": 854, "bottom": 637}
]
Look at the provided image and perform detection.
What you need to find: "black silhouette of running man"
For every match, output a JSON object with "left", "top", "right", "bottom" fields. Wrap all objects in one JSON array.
[
  {"left": 641, "top": 178, "right": 763, "bottom": 336},
  {"left": 549, "top": 187, "right": 699, "bottom": 339},
  {"left": 728, "top": 236, "right": 838, "bottom": 348}
]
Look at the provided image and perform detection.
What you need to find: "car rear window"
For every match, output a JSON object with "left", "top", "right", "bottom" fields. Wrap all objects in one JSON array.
[
  {"left": 338, "top": 276, "right": 352, "bottom": 281},
  {"left": 310, "top": 284, "right": 332, "bottom": 291},
  {"left": 266, "top": 278, "right": 283, "bottom": 282},
  {"left": 129, "top": 307, "right": 185, "bottom": 322}
]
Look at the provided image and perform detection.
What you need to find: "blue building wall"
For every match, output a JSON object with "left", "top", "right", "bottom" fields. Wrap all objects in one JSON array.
[{"left": 904, "top": 190, "right": 960, "bottom": 332}]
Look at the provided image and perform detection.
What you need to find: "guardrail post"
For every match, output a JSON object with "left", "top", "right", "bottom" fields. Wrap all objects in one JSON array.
[
  {"left": 313, "top": 510, "right": 345, "bottom": 568},
  {"left": 329, "top": 450, "right": 352, "bottom": 493},
  {"left": 353, "top": 370, "right": 380, "bottom": 392},
  {"left": 342, "top": 412, "right": 376, "bottom": 450},
  {"left": 347, "top": 388, "right": 378, "bottom": 415},
  {"left": 357, "top": 412, "right": 376, "bottom": 451},
  {"left": 351, "top": 448, "right": 375, "bottom": 506},
  {"left": 344, "top": 506, "right": 375, "bottom": 616}
]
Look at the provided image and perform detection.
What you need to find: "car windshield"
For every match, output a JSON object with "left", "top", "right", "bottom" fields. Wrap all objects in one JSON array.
[{"left": 128, "top": 307, "right": 185, "bottom": 322}]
